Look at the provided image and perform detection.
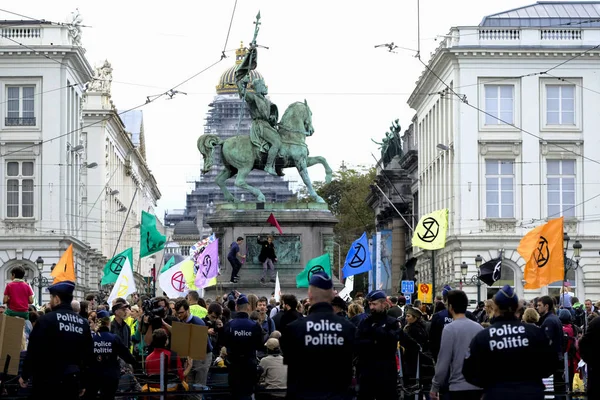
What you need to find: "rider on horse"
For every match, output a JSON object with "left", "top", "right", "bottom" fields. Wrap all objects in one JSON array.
[{"left": 236, "top": 47, "right": 281, "bottom": 177}]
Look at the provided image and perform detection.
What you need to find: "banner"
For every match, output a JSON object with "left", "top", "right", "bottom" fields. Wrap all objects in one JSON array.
[
  {"left": 140, "top": 211, "right": 166, "bottom": 258},
  {"left": 418, "top": 283, "right": 432, "bottom": 304},
  {"left": 379, "top": 230, "right": 393, "bottom": 293},
  {"left": 478, "top": 257, "right": 503, "bottom": 286},
  {"left": 51, "top": 244, "right": 75, "bottom": 284},
  {"left": 101, "top": 248, "right": 133, "bottom": 286},
  {"left": 296, "top": 253, "right": 331, "bottom": 288},
  {"left": 518, "top": 217, "right": 564, "bottom": 289},
  {"left": 341, "top": 232, "right": 371, "bottom": 277},
  {"left": 107, "top": 257, "right": 136, "bottom": 304},
  {"left": 412, "top": 209, "right": 449, "bottom": 250}
]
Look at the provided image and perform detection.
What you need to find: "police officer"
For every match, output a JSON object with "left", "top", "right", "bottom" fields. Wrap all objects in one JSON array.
[
  {"left": 462, "top": 285, "right": 557, "bottom": 400},
  {"left": 84, "top": 310, "right": 137, "bottom": 400},
  {"left": 355, "top": 290, "right": 402, "bottom": 400},
  {"left": 280, "top": 272, "right": 356, "bottom": 400},
  {"left": 221, "top": 294, "right": 264, "bottom": 399},
  {"left": 19, "top": 280, "right": 94, "bottom": 400}
]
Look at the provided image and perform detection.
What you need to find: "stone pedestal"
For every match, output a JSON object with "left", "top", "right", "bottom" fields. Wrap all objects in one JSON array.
[{"left": 204, "top": 202, "right": 340, "bottom": 299}]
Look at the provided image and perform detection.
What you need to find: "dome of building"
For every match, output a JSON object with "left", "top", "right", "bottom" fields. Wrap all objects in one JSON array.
[
  {"left": 216, "top": 42, "right": 266, "bottom": 95},
  {"left": 173, "top": 220, "right": 199, "bottom": 236}
]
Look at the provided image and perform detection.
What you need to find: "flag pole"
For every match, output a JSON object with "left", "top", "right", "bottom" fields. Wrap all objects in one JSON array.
[
  {"left": 431, "top": 249, "right": 436, "bottom": 301},
  {"left": 111, "top": 187, "right": 138, "bottom": 259}
]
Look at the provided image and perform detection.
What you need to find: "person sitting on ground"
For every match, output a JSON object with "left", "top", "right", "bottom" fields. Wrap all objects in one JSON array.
[
  {"left": 258, "top": 338, "right": 287, "bottom": 398},
  {"left": 144, "top": 328, "right": 189, "bottom": 391},
  {"left": 3, "top": 266, "right": 33, "bottom": 319}
]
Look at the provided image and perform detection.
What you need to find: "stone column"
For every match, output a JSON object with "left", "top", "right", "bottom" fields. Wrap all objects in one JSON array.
[{"left": 392, "top": 217, "right": 405, "bottom": 294}]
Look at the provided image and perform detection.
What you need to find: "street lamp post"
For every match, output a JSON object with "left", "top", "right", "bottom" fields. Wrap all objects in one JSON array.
[
  {"left": 562, "top": 232, "right": 582, "bottom": 306},
  {"left": 32, "top": 256, "right": 49, "bottom": 306},
  {"left": 460, "top": 257, "right": 482, "bottom": 303},
  {"left": 333, "top": 242, "right": 341, "bottom": 279}
]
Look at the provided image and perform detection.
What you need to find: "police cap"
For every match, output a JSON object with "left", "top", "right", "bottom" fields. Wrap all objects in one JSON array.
[
  {"left": 494, "top": 285, "right": 518, "bottom": 308},
  {"left": 366, "top": 290, "right": 386, "bottom": 301},
  {"left": 47, "top": 280, "right": 75, "bottom": 295},
  {"left": 236, "top": 294, "right": 249, "bottom": 305},
  {"left": 309, "top": 271, "right": 333, "bottom": 290}
]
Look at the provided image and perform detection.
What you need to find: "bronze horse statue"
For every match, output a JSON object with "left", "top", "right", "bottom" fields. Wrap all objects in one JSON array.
[{"left": 197, "top": 100, "right": 332, "bottom": 203}]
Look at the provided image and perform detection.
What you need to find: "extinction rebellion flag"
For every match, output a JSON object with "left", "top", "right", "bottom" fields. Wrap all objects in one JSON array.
[
  {"left": 341, "top": 232, "right": 371, "bottom": 278},
  {"left": 518, "top": 217, "right": 564, "bottom": 289}
]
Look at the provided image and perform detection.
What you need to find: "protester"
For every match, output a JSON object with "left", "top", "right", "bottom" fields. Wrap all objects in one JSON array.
[
  {"left": 257, "top": 235, "right": 277, "bottom": 284},
  {"left": 228, "top": 237, "right": 246, "bottom": 283},
  {"left": 258, "top": 338, "right": 287, "bottom": 398},
  {"left": 4, "top": 266, "right": 34, "bottom": 319}
]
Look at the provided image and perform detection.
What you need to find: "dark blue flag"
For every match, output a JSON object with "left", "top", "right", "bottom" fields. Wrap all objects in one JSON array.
[{"left": 342, "top": 232, "right": 372, "bottom": 277}]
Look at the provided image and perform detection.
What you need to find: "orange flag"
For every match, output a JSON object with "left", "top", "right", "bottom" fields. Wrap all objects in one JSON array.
[
  {"left": 518, "top": 217, "right": 564, "bottom": 289},
  {"left": 51, "top": 244, "right": 75, "bottom": 284}
]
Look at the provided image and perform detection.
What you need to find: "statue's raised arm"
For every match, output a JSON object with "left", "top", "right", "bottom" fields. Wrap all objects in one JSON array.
[{"left": 235, "top": 11, "right": 261, "bottom": 96}]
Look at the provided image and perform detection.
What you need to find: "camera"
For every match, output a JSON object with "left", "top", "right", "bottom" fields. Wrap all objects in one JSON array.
[{"left": 142, "top": 297, "right": 167, "bottom": 330}]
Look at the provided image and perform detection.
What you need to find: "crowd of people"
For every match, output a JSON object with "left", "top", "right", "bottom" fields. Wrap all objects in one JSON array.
[{"left": 1, "top": 261, "right": 599, "bottom": 400}]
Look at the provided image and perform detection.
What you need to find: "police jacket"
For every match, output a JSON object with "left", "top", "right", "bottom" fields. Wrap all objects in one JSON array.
[
  {"left": 281, "top": 302, "right": 356, "bottom": 400},
  {"left": 257, "top": 237, "right": 276, "bottom": 262},
  {"left": 429, "top": 309, "right": 453, "bottom": 360},
  {"left": 91, "top": 327, "right": 136, "bottom": 379},
  {"left": 221, "top": 311, "right": 263, "bottom": 365},
  {"left": 462, "top": 315, "right": 556, "bottom": 398},
  {"left": 579, "top": 316, "right": 600, "bottom": 397},
  {"left": 355, "top": 312, "right": 400, "bottom": 382},
  {"left": 21, "top": 303, "right": 94, "bottom": 385},
  {"left": 538, "top": 311, "right": 564, "bottom": 360}
]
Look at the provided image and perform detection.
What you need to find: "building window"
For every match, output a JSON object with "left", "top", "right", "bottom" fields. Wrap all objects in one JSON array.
[
  {"left": 485, "top": 85, "right": 513, "bottom": 124},
  {"left": 547, "top": 159, "right": 575, "bottom": 218},
  {"left": 485, "top": 159, "right": 514, "bottom": 218},
  {"left": 546, "top": 84, "right": 575, "bottom": 125},
  {"left": 6, "top": 161, "right": 34, "bottom": 218},
  {"left": 6, "top": 86, "right": 35, "bottom": 126}
]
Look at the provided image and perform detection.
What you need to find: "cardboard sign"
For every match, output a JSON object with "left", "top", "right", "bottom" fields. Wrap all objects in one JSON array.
[
  {"left": 0, "top": 314, "right": 25, "bottom": 376},
  {"left": 170, "top": 321, "right": 208, "bottom": 360},
  {"left": 418, "top": 283, "right": 433, "bottom": 304}
]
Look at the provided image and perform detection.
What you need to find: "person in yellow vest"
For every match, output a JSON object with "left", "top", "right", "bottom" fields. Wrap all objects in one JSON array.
[{"left": 186, "top": 291, "right": 208, "bottom": 318}]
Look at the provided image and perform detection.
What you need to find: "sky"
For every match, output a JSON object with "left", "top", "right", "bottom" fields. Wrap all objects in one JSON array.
[{"left": 3, "top": 0, "right": 545, "bottom": 221}]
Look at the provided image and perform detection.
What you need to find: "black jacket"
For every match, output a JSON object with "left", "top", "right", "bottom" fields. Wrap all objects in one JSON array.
[
  {"left": 463, "top": 316, "right": 556, "bottom": 399},
  {"left": 355, "top": 312, "right": 401, "bottom": 384},
  {"left": 281, "top": 302, "right": 356, "bottom": 400},
  {"left": 21, "top": 303, "right": 94, "bottom": 386},
  {"left": 257, "top": 237, "right": 277, "bottom": 263},
  {"left": 579, "top": 316, "right": 600, "bottom": 397},
  {"left": 90, "top": 327, "right": 136, "bottom": 379},
  {"left": 538, "top": 310, "right": 564, "bottom": 361}
]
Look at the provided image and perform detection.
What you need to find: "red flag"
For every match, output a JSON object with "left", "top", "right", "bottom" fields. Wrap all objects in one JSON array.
[{"left": 267, "top": 213, "right": 283, "bottom": 234}]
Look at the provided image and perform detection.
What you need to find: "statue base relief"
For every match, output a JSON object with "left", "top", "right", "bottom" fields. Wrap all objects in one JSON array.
[{"left": 204, "top": 202, "right": 342, "bottom": 299}]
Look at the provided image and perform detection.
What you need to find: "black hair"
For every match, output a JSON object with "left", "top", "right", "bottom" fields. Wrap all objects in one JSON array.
[
  {"left": 236, "top": 236, "right": 244, "bottom": 242},
  {"left": 11, "top": 266, "right": 25, "bottom": 279},
  {"left": 447, "top": 290, "right": 468, "bottom": 314},
  {"left": 207, "top": 302, "right": 222, "bottom": 317},
  {"left": 258, "top": 296, "right": 269, "bottom": 304},
  {"left": 281, "top": 294, "right": 298, "bottom": 310},
  {"left": 175, "top": 299, "right": 190, "bottom": 311},
  {"left": 539, "top": 296, "right": 555, "bottom": 313}
]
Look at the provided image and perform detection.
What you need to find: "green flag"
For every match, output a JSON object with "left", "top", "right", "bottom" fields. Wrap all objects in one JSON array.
[
  {"left": 101, "top": 248, "right": 134, "bottom": 285},
  {"left": 160, "top": 256, "right": 176, "bottom": 274},
  {"left": 296, "top": 253, "right": 332, "bottom": 288},
  {"left": 140, "top": 210, "right": 166, "bottom": 258}
]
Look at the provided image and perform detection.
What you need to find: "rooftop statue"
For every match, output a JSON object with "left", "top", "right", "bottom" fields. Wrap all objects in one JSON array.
[
  {"left": 372, "top": 119, "right": 403, "bottom": 166},
  {"left": 197, "top": 12, "right": 332, "bottom": 203}
]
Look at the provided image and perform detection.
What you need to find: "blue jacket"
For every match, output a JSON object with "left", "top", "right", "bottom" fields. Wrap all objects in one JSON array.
[{"left": 91, "top": 327, "right": 136, "bottom": 379}]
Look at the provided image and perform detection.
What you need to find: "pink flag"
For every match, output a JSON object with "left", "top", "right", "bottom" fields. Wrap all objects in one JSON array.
[{"left": 194, "top": 239, "right": 220, "bottom": 289}]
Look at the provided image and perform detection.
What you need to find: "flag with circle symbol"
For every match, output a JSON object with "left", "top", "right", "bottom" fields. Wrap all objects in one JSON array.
[
  {"left": 411, "top": 209, "right": 449, "bottom": 250},
  {"left": 101, "top": 248, "right": 134, "bottom": 286},
  {"left": 518, "top": 217, "right": 564, "bottom": 289},
  {"left": 107, "top": 257, "right": 136, "bottom": 304},
  {"left": 159, "top": 258, "right": 189, "bottom": 298},
  {"left": 194, "top": 239, "right": 219, "bottom": 289},
  {"left": 342, "top": 232, "right": 371, "bottom": 278}
]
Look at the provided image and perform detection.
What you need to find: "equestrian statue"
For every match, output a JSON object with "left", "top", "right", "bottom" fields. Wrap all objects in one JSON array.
[{"left": 197, "top": 12, "right": 332, "bottom": 203}]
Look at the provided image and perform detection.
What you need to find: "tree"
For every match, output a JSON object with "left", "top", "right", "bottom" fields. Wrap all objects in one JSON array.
[{"left": 301, "top": 166, "right": 376, "bottom": 292}]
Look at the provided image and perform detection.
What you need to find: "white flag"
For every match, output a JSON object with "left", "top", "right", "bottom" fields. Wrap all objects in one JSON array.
[
  {"left": 338, "top": 275, "right": 354, "bottom": 302},
  {"left": 159, "top": 259, "right": 189, "bottom": 299},
  {"left": 108, "top": 258, "right": 137, "bottom": 304},
  {"left": 274, "top": 272, "right": 281, "bottom": 302}
]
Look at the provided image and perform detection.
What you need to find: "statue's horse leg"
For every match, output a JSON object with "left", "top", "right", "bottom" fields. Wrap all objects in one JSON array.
[
  {"left": 306, "top": 156, "right": 333, "bottom": 184},
  {"left": 235, "top": 167, "right": 267, "bottom": 202},
  {"left": 215, "top": 166, "right": 236, "bottom": 202},
  {"left": 296, "top": 159, "right": 325, "bottom": 203}
]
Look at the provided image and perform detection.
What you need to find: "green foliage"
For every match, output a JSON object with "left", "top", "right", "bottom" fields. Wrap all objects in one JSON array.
[{"left": 300, "top": 166, "right": 376, "bottom": 282}]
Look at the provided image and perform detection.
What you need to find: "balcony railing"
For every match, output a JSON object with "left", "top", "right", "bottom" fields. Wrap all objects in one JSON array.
[{"left": 5, "top": 117, "right": 36, "bottom": 126}]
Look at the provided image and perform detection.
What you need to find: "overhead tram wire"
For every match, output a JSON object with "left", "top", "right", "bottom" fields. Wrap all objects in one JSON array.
[{"left": 221, "top": 0, "right": 238, "bottom": 60}]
